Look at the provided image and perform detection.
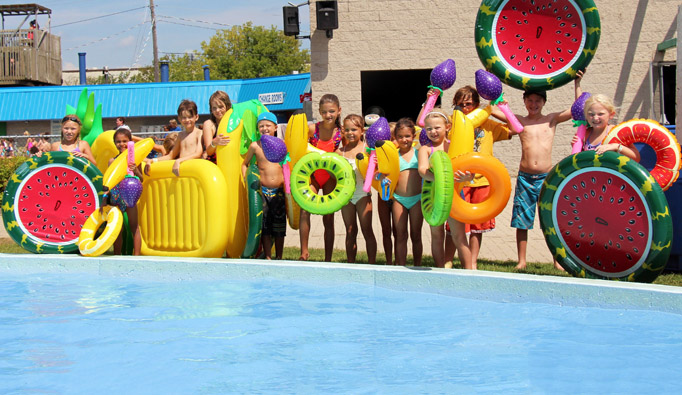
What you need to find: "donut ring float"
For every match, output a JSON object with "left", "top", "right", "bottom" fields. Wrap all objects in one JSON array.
[
  {"left": 449, "top": 152, "right": 511, "bottom": 224},
  {"left": 2, "top": 151, "right": 103, "bottom": 254},
  {"left": 421, "top": 150, "right": 454, "bottom": 227},
  {"left": 475, "top": 0, "right": 601, "bottom": 90},
  {"left": 603, "top": 119, "right": 681, "bottom": 191},
  {"left": 291, "top": 152, "right": 355, "bottom": 215},
  {"left": 78, "top": 205, "right": 123, "bottom": 257},
  {"left": 539, "top": 151, "right": 672, "bottom": 283}
]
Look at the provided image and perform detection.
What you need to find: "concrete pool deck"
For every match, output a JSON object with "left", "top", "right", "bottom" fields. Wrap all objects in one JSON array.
[
  {"left": 1, "top": 180, "right": 555, "bottom": 264},
  {"left": 2, "top": 254, "right": 682, "bottom": 314}
]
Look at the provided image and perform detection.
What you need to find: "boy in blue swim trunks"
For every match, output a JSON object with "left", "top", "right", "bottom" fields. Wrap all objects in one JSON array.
[
  {"left": 242, "top": 112, "right": 286, "bottom": 259},
  {"left": 507, "top": 76, "right": 582, "bottom": 270}
]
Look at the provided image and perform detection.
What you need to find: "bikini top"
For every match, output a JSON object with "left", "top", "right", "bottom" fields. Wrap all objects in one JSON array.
[
  {"left": 583, "top": 128, "right": 602, "bottom": 151},
  {"left": 399, "top": 147, "right": 419, "bottom": 171},
  {"left": 58, "top": 143, "right": 81, "bottom": 153},
  {"left": 309, "top": 123, "right": 342, "bottom": 151}
]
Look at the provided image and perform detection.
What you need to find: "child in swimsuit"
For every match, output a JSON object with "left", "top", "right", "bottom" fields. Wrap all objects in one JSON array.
[
  {"left": 571, "top": 73, "right": 640, "bottom": 160},
  {"left": 337, "top": 114, "right": 377, "bottom": 264},
  {"left": 392, "top": 118, "right": 423, "bottom": 266},
  {"left": 203, "top": 90, "right": 232, "bottom": 164},
  {"left": 299, "top": 94, "right": 343, "bottom": 261},
  {"left": 49, "top": 114, "right": 97, "bottom": 165},
  {"left": 418, "top": 108, "right": 472, "bottom": 269},
  {"left": 451, "top": 86, "right": 515, "bottom": 269},
  {"left": 242, "top": 112, "right": 287, "bottom": 259},
  {"left": 105, "top": 128, "right": 143, "bottom": 255}
]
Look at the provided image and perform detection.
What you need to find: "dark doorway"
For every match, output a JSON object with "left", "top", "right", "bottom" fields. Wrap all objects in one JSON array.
[
  {"left": 661, "top": 64, "right": 676, "bottom": 125},
  {"left": 361, "top": 69, "right": 435, "bottom": 122}
]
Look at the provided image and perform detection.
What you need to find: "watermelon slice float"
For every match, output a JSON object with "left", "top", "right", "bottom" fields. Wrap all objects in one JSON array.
[
  {"left": 539, "top": 151, "right": 672, "bottom": 283},
  {"left": 475, "top": 0, "right": 601, "bottom": 91},
  {"left": 2, "top": 152, "right": 103, "bottom": 254}
]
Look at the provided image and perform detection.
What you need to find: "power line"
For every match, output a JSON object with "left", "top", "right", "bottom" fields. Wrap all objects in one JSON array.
[
  {"left": 53, "top": 6, "right": 147, "bottom": 28},
  {"left": 157, "top": 18, "right": 220, "bottom": 31},
  {"left": 64, "top": 22, "right": 147, "bottom": 51},
  {"left": 156, "top": 14, "right": 232, "bottom": 28}
]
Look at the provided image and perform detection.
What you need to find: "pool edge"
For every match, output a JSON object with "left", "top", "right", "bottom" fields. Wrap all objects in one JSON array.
[{"left": 2, "top": 254, "right": 682, "bottom": 313}]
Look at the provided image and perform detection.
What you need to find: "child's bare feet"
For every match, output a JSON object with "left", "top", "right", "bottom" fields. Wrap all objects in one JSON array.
[
  {"left": 515, "top": 262, "right": 527, "bottom": 270},
  {"left": 298, "top": 252, "right": 309, "bottom": 261},
  {"left": 444, "top": 261, "right": 453, "bottom": 269}
]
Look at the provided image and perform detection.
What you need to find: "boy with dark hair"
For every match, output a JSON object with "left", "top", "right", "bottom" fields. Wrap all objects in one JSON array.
[
  {"left": 507, "top": 78, "right": 582, "bottom": 270},
  {"left": 146, "top": 99, "right": 203, "bottom": 176}
]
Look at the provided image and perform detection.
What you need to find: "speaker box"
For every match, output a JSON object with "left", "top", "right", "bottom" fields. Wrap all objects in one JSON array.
[
  {"left": 316, "top": 1, "right": 338, "bottom": 31},
  {"left": 283, "top": 6, "right": 300, "bottom": 36}
]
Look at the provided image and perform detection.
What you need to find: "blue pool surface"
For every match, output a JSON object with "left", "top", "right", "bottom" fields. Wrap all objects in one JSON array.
[{"left": 1, "top": 254, "right": 682, "bottom": 393}]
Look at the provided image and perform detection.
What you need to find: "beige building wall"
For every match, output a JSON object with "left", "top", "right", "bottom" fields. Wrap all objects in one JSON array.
[{"left": 308, "top": 0, "right": 679, "bottom": 173}]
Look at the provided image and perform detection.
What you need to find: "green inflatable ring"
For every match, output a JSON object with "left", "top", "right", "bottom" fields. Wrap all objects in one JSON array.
[
  {"left": 291, "top": 152, "right": 354, "bottom": 215},
  {"left": 242, "top": 161, "right": 263, "bottom": 258},
  {"left": 421, "top": 150, "right": 454, "bottom": 227},
  {"left": 2, "top": 152, "right": 103, "bottom": 254},
  {"left": 474, "top": 0, "right": 600, "bottom": 90},
  {"left": 539, "top": 151, "right": 672, "bottom": 283}
]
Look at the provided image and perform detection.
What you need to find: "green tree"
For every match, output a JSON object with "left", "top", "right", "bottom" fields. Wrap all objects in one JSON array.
[{"left": 202, "top": 22, "right": 309, "bottom": 80}]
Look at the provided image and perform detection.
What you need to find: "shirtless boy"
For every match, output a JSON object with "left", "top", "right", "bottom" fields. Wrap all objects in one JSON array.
[
  {"left": 242, "top": 112, "right": 286, "bottom": 259},
  {"left": 511, "top": 77, "right": 581, "bottom": 270},
  {"left": 147, "top": 100, "right": 204, "bottom": 176}
]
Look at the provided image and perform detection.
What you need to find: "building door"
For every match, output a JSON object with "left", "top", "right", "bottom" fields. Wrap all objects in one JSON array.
[{"left": 361, "top": 69, "right": 433, "bottom": 122}]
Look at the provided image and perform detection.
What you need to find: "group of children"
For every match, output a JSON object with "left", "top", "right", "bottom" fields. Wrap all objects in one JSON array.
[{"left": 41, "top": 68, "right": 639, "bottom": 267}]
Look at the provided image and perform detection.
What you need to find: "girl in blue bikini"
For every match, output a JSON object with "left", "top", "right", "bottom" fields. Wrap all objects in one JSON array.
[{"left": 391, "top": 118, "right": 423, "bottom": 266}]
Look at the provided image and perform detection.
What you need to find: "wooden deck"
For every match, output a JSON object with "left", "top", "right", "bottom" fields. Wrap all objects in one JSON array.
[{"left": 0, "top": 29, "right": 61, "bottom": 86}]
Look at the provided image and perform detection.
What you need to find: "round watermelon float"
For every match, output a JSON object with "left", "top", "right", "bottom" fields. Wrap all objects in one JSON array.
[
  {"left": 2, "top": 152, "right": 103, "bottom": 254},
  {"left": 475, "top": 0, "right": 601, "bottom": 91},
  {"left": 539, "top": 151, "right": 672, "bottom": 282}
]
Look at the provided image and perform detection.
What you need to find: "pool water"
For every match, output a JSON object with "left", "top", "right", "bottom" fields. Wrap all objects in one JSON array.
[{"left": 2, "top": 269, "right": 682, "bottom": 393}]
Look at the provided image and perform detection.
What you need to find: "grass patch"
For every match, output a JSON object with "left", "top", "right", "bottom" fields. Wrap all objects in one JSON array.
[{"left": 2, "top": 238, "right": 681, "bottom": 286}]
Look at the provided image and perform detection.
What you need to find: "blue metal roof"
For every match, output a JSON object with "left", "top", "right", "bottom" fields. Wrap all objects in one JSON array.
[{"left": 0, "top": 73, "right": 310, "bottom": 121}]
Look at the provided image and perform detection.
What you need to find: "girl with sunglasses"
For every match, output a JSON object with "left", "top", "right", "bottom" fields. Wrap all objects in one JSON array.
[{"left": 50, "top": 115, "right": 97, "bottom": 165}]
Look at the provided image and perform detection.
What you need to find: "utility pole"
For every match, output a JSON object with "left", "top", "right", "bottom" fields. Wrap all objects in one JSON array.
[{"left": 150, "top": 0, "right": 160, "bottom": 82}]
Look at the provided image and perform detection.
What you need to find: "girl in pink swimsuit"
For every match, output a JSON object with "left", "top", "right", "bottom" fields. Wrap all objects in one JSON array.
[{"left": 299, "top": 94, "right": 343, "bottom": 261}]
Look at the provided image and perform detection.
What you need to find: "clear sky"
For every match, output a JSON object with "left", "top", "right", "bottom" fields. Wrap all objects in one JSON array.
[{"left": 10, "top": 0, "right": 311, "bottom": 70}]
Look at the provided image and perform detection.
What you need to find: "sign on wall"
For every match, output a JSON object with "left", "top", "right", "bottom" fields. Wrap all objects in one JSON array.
[{"left": 258, "top": 92, "right": 285, "bottom": 105}]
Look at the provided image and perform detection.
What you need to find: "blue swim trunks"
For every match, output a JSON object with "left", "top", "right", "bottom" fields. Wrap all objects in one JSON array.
[{"left": 510, "top": 171, "right": 548, "bottom": 230}]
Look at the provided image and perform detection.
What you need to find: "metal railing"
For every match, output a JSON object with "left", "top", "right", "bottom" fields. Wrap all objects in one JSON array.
[{"left": 0, "top": 29, "right": 62, "bottom": 85}]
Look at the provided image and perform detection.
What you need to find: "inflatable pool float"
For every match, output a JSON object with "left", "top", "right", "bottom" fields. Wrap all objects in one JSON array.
[
  {"left": 2, "top": 151, "right": 103, "bottom": 254},
  {"left": 78, "top": 205, "right": 123, "bottom": 257},
  {"left": 421, "top": 150, "right": 454, "bottom": 227},
  {"left": 138, "top": 159, "right": 228, "bottom": 258},
  {"left": 291, "top": 152, "right": 355, "bottom": 215},
  {"left": 603, "top": 119, "right": 681, "bottom": 191},
  {"left": 283, "top": 113, "right": 309, "bottom": 229},
  {"left": 449, "top": 152, "right": 511, "bottom": 224},
  {"left": 539, "top": 150, "right": 671, "bottom": 282},
  {"left": 216, "top": 100, "right": 267, "bottom": 257},
  {"left": 475, "top": 0, "right": 601, "bottom": 90},
  {"left": 242, "top": 161, "right": 263, "bottom": 258},
  {"left": 101, "top": 138, "right": 155, "bottom": 189},
  {"left": 356, "top": 140, "right": 400, "bottom": 201},
  {"left": 91, "top": 130, "right": 118, "bottom": 175}
]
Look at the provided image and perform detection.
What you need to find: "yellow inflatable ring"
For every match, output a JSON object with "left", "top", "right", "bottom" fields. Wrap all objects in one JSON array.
[
  {"left": 291, "top": 152, "right": 355, "bottom": 215},
  {"left": 449, "top": 152, "right": 512, "bottom": 224},
  {"left": 102, "top": 138, "right": 155, "bottom": 189},
  {"left": 603, "top": 119, "right": 682, "bottom": 191},
  {"left": 78, "top": 206, "right": 123, "bottom": 257}
]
